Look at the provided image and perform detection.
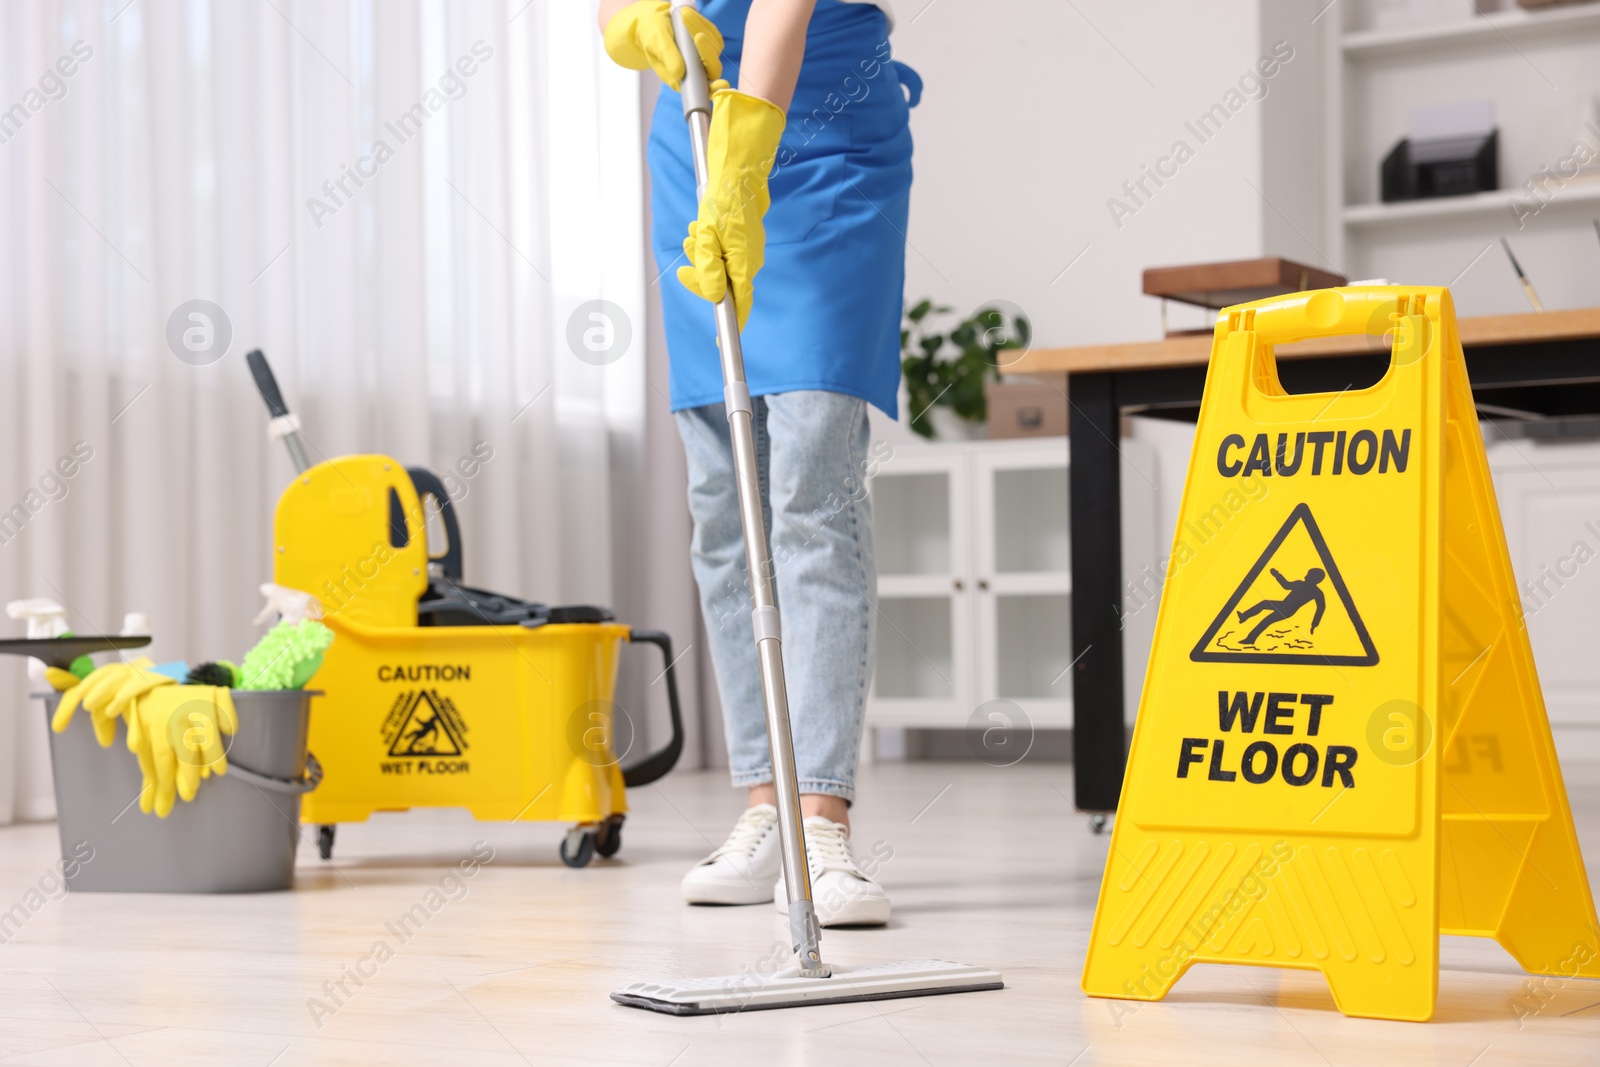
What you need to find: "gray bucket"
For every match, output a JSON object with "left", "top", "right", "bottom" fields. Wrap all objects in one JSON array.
[{"left": 42, "top": 689, "right": 321, "bottom": 893}]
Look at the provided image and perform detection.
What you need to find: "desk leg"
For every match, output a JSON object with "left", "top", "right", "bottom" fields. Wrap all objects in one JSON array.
[{"left": 1069, "top": 371, "right": 1126, "bottom": 813}]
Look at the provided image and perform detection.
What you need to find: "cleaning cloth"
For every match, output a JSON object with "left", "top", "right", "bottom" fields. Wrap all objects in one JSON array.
[{"left": 238, "top": 619, "right": 333, "bottom": 690}]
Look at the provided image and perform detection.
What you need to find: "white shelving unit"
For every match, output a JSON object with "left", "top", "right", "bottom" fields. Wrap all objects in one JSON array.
[
  {"left": 1319, "top": 3, "right": 1600, "bottom": 762},
  {"left": 1322, "top": 1, "right": 1600, "bottom": 313},
  {"left": 1344, "top": 178, "right": 1600, "bottom": 226},
  {"left": 865, "top": 436, "right": 1159, "bottom": 735},
  {"left": 1343, "top": 2, "right": 1600, "bottom": 56},
  {"left": 868, "top": 438, "right": 1071, "bottom": 731}
]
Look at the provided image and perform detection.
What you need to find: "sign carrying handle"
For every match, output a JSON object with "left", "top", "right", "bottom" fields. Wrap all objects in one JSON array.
[{"left": 1211, "top": 287, "right": 1444, "bottom": 412}]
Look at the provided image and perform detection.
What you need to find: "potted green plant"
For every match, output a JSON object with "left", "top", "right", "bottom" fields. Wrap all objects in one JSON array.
[{"left": 901, "top": 300, "right": 1032, "bottom": 440}]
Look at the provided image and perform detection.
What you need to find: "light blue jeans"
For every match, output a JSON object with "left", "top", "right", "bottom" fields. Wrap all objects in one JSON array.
[{"left": 675, "top": 390, "right": 877, "bottom": 802}]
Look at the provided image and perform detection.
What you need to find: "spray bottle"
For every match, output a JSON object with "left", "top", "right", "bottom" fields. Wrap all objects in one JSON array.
[
  {"left": 253, "top": 583, "right": 324, "bottom": 627},
  {"left": 4, "top": 599, "right": 70, "bottom": 684},
  {"left": 119, "top": 612, "right": 152, "bottom": 662}
]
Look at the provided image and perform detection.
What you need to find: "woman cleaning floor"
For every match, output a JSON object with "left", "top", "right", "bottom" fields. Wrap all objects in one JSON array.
[{"left": 598, "top": 0, "right": 916, "bottom": 925}]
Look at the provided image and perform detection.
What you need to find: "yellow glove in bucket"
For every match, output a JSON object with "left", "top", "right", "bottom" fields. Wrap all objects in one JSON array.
[
  {"left": 603, "top": 0, "right": 723, "bottom": 91},
  {"left": 44, "top": 666, "right": 82, "bottom": 693},
  {"left": 677, "top": 88, "right": 787, "bottom": 330},
  {"left": 126, "top": 685, "right": 238, "bottom": 818},
  {"left": 51, "top": 659, "right": 176, "bottom": 748}
]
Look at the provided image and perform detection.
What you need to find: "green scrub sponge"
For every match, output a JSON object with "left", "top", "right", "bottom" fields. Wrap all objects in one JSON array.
[
  {"left": 238, "top": 620, "right": 334, "bottom": 690},
  {"left": 57, "top": 632, "right": 96, "bottom": 679}
]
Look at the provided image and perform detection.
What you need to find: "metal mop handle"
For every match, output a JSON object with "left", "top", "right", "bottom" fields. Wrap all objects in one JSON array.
[{"left": 669, "top": 0, "right": 828, "bottom": 979}]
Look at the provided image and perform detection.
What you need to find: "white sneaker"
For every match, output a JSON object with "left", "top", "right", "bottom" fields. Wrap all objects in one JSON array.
[
  {"left": 681, "top": 804, "right": 782, "bottom": 905},
  {"left": 772, "top": 817, "right": 890, "bottom": 927}
]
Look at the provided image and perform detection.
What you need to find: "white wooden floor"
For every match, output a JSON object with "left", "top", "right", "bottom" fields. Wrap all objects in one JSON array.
[{"left": 2, "top": 760, "right": 1599, "bottom": 1065}]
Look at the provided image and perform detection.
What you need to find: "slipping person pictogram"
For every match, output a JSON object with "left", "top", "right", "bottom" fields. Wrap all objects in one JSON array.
[
  {"left": 1236, "top": 567, "right": 1326, "bottom": 645},
  {"left": 402, "top": 712, "right": 444, "bottom": 753},
  {"left": 1192, "top": 503, "right": 1377, "bottom": 666},
  {"left": 384, "top": 689, "right": 467, "bottom": 757}
]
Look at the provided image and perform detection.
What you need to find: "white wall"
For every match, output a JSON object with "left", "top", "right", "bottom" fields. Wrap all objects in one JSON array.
[
  {"left": 888, "top": 0, "right": 1599, "bottom": 341},
  {"left": 892, "top": 0, "right": 1330, "bottom": 346}
]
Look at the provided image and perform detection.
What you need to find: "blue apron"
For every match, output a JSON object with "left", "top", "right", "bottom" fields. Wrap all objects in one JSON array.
[{"left": 648, "top": 0, "right": 919, "bottom": 418}]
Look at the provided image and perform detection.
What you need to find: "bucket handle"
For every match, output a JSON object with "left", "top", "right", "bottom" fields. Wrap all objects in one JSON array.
[
  {"left": 228, "top": 751, "right": 323, "bottom": 794},
  {"left": 620, "top": 630, "right": 685, "bottom": 788},
  {"left": 406, "top": 467, "right": 464, "bottom": 580}
]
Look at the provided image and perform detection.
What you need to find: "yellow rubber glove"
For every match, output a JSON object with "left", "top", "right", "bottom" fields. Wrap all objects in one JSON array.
[
  {"left": 48, "top": 667, "right": 103, "bottom": 744},
  {"left": 122, "top": 698, "right": 158, "bottom": 815},
  {"left": 603, "top": 1, "right": 723, "bottom": 91},
  {"left": 200, "top": 688, "right": 239, "bottom": 787},
  {"left": 677, "top": 88, "right": 787, "bottom": 330},
  {"left": 45, "top": 667, "right": 80, "bottom": 692},
  {"left": 52, "top": 661, "right": 132, "bottom": 736},
  {"left": 128, "top": 686, "right": 237, "bottom": 817},
  {"left": 51, "top": 659, "right": 175, "bottom": 749},
  {"left": 106, "top": 663, "right": 177, "bottom": 720}
]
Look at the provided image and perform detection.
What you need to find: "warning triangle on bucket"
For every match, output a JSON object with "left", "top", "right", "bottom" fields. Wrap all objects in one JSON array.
[
  {"left": 1191, "top": 502, "right": 1377, "bottom": 666},
  {"left": 387, "top": 690, "right": 467, "bottom": 757}
]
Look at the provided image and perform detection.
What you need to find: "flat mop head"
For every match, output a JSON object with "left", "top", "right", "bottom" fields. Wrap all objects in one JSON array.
[{"left": 611, "top": 959, "right": 1002, "bottom": 1016}]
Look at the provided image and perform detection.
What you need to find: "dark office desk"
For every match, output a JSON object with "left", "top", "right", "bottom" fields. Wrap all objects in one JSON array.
[{"left": 1008, "top": 308, "right": 1600, "bottom": 813}]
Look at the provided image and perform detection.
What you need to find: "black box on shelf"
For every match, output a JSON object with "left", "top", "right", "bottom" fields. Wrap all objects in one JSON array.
[{"left": 1380, "top": 129, "right": 1498, "bottom": 201}]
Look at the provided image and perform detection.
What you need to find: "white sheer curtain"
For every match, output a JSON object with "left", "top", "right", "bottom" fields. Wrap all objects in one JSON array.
[{"left": 0, "top": 0, "right": 673, "bottom": 822}]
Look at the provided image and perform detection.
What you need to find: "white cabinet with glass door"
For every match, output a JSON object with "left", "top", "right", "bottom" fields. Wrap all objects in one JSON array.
[
  {"left": 868, "top": 438, "right": 1080, "bottom": 730},
  {"left": 972, "top": 444, "right": 1075, "bottom": 729},
  {"left": 868, "top": 443, "right": 976, "bottom": 727}
]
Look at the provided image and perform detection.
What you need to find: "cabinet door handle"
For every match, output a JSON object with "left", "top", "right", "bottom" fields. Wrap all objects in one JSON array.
[
  {"left": 977, "top": 578, "right": 990, "bottom": 592},
  {"left": 953, "top": 579, "right": 965, "bottom": 591}
]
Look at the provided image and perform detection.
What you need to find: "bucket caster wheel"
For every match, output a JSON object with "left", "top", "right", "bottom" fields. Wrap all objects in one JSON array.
[
  {"left": 594, "top": 814, "right": 624, "bottom": 859},
  {"left": 317, "top": 824, "right": 337, "bottom": 860},
  {"left": 559, "top": 826, "right": 596, "bottom": 868},
  {"left": 1088, "top": 814, "right": 1110, "bottom": 836}
]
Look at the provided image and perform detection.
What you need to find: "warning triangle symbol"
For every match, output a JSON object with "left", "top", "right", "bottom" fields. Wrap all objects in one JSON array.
[
  {"left": 1191, "top": 502, "right": 1378, "bottom": 666},
  {"left": 388, "top": 690, "right": 465, "bottom": 756}
]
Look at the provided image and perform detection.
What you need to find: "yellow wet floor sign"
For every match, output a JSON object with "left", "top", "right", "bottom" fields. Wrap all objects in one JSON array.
[{"left": 1083, "top": 287, "right": 1600, "bottom": 1022}]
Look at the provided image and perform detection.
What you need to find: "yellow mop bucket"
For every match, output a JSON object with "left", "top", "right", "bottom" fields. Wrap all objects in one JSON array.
[{"left": 251, "top": 352, "right": 682, "bottom": 867}]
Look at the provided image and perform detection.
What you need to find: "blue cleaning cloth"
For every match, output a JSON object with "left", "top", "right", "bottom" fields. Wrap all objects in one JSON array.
[{"left": 151, "top": 661, "right": 190, "bottom": 682}]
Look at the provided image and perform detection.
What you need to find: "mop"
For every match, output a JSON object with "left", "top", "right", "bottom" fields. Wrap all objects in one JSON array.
[{"left": 611, "top": 1, "right": 1002, "bottom": 1015}]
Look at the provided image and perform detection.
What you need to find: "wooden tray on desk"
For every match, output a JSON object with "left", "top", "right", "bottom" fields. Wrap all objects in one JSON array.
[
  {"left": 1009, "top": 308, "right": 1600, "bottom": 375},
  {"left": 1143, "top": 256, "right": 1347, "bottom": 310}
]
